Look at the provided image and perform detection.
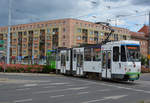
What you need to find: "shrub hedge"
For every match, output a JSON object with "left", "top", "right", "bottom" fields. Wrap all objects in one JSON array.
[{"left": 0, "top": 64, "right": 55, "bottom": 73}]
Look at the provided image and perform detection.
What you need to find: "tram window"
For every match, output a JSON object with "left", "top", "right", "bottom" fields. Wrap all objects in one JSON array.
[
  {"left": 66, "top": 51, "right": 69, "bottom": 61},
  {"left": 84, "top": 48, "right": 92, "bottom": 61},
  {"left": 56, "top": 55, "right": 60, "bottom": 61},
  {"left": 61, "top": 55, "right": 66, "bottom": 66},
  {"left": 102, "top": 52, "right": 106, "bottom": 68},
  {"left": 93, "top": 48, "right": 101, "bottom": 61},
  {"left": 73, "top": 50, "right": 76, "bottom": 61},
  {"left": 113, "top": 46, "right": 119, "bottom": 61},
  {"left": 121, "top": 46, "right": 126, "bottom": 62},
  {"left": 108, "top": 52, "right": 111, "bottom": 69},
  {"left": 77, "top": 54, "right": 83, "bottom": 67}
]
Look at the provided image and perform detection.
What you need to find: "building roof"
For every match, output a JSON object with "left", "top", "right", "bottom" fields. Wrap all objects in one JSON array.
[
  {"left": 138, "top": 25, "right": 149, "bottom": 36},
  {"left": 130, "top": 31, "right": 148, "bottom": 40}
]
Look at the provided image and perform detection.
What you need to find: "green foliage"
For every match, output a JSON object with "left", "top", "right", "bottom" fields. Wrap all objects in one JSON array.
[
  {"left": 0, "top": 67, "right": 2, "bottom": 72},
  {"left": 141, "top": 55, "right": 149, "bottom": 66},
  {"left": 0, "top": 64, "right": 44, "bottom": 73},
  {"left": 139, "top": 101, "right": 144, "bottom": 103},
  {"left": 42, "top": 65, "right": 55, "bottom": 73}
]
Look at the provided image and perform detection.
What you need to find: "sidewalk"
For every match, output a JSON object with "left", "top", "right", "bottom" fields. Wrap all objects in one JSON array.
[{"left": 0, "top": 72, "right": 62, "bottom": 77}]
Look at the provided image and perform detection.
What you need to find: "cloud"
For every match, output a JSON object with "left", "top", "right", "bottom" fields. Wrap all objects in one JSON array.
[
  {"left": 0, "top": 0, "right": 150, "bottom": 32},
  {"left": 131, "top": 0, "right": 150, "bottom": 6},
  {"left": 0, "top": 0, "right": 93, "bottom": 26}
]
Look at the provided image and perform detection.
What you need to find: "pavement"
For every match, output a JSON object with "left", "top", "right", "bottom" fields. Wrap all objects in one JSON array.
[{"left": 0, "top": 73, "right": 150, "bottom": 103}]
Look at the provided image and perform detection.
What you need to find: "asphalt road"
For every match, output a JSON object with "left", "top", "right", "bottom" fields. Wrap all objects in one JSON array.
[{"left": 0, "top": 73, "right": 150, "bottom": 103}]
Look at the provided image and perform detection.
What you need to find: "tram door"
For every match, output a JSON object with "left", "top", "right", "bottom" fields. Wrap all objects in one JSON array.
[
  {"left": 60, "top": 53, "right": 66, "bottom": 74},
  {"left": 76, "top": 53, "right": 84, "bottom": 76},
  {"left": 102, "top": 51, "right": 111, "bottom": 79}
]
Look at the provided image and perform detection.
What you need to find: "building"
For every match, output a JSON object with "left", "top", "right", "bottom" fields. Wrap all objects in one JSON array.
[
  {"left": 138, "top": 25, "right": 149, "bottom": 36},
  {"left": 130, "top": 31, "right": 148, "bottom": 57},
  {"left": 130, "top": 25, "right": 150, "bottom": 58},
  {"left": 0, "top": 18, "right": 131, "bottom": 64}
]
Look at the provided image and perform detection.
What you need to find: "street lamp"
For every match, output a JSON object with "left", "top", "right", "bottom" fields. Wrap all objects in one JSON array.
[{"left": 7, "top": 0, "right": 12, "bottom": 64}]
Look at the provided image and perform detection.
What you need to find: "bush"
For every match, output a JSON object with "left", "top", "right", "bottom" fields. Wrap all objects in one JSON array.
[
  {"left": 42, "top": 65, "right": 55, "bottom": 73},
  {"left": 0, "top": 64, "right": 44, "bottom": 73},
  {"left": 141, "top": 66, "right": 150, "bottom": 73},
  {"left": 141, "top": 56, "right": 149, "bottom": 66}
]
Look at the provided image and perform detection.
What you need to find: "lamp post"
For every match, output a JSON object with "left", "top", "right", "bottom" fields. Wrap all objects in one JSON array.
[
  {"left": 148, "top": 11, "right": 150, "bottom": 69},
  {"left": 7, "top": 0, "right": 12, "bottom": 64}
]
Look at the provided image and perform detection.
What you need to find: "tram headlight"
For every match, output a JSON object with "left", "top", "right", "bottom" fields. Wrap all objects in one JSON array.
[{"left": 129, "top": 69, "right": 131, "bottom": 72}]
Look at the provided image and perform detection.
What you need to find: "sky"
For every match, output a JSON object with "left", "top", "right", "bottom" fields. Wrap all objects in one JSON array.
[{"left": 0, "top": 0, "right": 150, "bottom": 32}]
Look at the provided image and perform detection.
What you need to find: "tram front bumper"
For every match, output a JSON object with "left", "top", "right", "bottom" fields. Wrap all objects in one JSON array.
[{"left": 126, "top": 72, "right": 140, "bottom": 81}]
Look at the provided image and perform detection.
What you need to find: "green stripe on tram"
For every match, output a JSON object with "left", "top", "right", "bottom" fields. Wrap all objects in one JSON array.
[{"left": 126, "top": 72, "right": 140, "bottom": 80}]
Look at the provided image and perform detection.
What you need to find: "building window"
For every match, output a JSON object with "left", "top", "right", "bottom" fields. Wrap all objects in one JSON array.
[
  {"left": 114, "top": 34, "right": 118, "bottom": 41},
  {"left": 12, "top": 44, "right": 16, "bottom": 48},
  {"left": 63, "top": 21, "right": 66, "bottom": 24},
  {"left": 41, "top": 24, "right": 44, "bottom": 27},
  {"left": 77, "top": 36, "right": 81, "bottom": 40},
  {"left": 30, "top": 25, "right": 32, "bottom": 29},
  {"left": 63, "top": 35, "right": 65, "bottom": 39},
  {"left": 34, "top": 37, "right": 38, "bottom": 41},
  {"left": 63, "top": 42, "right": 65, "bottom": 46},
  {"left": 23, "top": 44, "right": 27, "bottom": 48},
  {"left": 12, "top": 50, "right": 16, "bottom": 55},
  {"left": 63, "top": 28, "right": 66, "bottom": 32},
  {"left": 34, "top": 50, "right": 38, "bottom": 54},
  {"left": 37, "top": 24, "right": 40, "bottom": 28},
  {"left": 77, "top": 28, "right": 81, "bottom": 33},
  {"left": 47, "top": 43, "right": 50, "bottom": 46},
  {"left": 90, "top": 31, "right": 93, "bottom": 35},
  {"left": 34, "top": 31, "right": 38, "bottom": 34},
  {"left": 34, "top": 43, "right": 38, "bottom": 48},
  {"left": 90, "top": 37, "right": 93, "bottom": 41},
  {"left": 13, "top": 33, "right": 17, "bottom": 37},
  {"left": 47, "top": 36, "right": 51, "bottom": 40},
  {"left": 47, "top": 29, "right": 50, "bottom": 33},
  {"left": 23, "top": 50, "right": 26, "bottom": 55},
  {"left": 23, "top": 38, "right": 27, "bottom": 42},
  {"left": 13, "top": 39, "right": 17, "bottom": 42},
  {"left": 24, "top": 32, "right": 27, "bottom": 36},
  {"left": 123, "top": 35, "right": 127, "bottom": 40}
]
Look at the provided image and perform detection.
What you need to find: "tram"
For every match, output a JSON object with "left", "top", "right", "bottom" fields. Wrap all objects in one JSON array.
[
  {"left": 56, "top": 40, "right": 141, "bottom": 81},
  {"left": 46, "top": 50, "right": 56, "bottom": 70}
]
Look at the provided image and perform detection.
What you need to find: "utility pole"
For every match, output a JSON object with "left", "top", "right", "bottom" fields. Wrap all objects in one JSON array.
[
  {"left": 115, "top": 17, "right": 117, "bottom": 26},
  {"left": 148, "top": 11, "right": 150, "bottom": 69},
  {"left": 32, "top": 37, "right": 34, "bottom": 64},
  {"left": 7, "top": 0, "right": 12, "bottom": 64}
]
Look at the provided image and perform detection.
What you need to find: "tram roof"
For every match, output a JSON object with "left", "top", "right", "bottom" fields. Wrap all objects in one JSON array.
[
  {"left": 74, "top": 44, "right": 101, "bottom": 48},
  {"left": 105, "top": 40, "right": 140, "bottom": 46}
]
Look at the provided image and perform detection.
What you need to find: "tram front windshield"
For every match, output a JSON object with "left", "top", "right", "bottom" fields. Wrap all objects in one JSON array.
[{"left": 126, "top": 45, "right": 140, "bottom": 62}]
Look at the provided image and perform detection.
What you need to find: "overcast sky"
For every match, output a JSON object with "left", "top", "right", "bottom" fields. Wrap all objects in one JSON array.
[{"left": 0, "top": 0, "right": 150, "bottom": 31}]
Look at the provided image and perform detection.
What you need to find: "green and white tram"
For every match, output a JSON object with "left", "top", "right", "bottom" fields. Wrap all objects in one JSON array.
[
  {"left": 101, "top": 40, "right": 141, "bottom": 81},
  {"left": 57, "top": 40, "right": 141, "bottom": 81}
]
